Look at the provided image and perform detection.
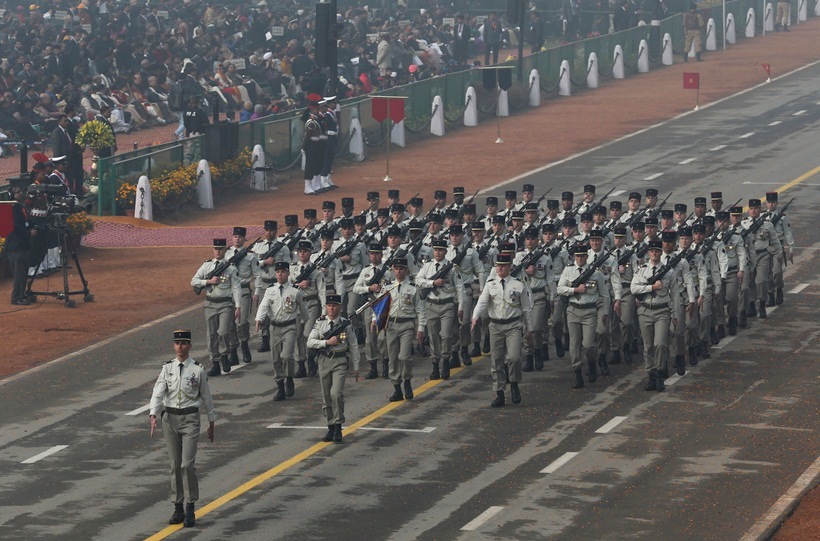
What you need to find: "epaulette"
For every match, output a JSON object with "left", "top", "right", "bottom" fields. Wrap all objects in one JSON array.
[
  {"left": 194, "top": 360, "right": 201, "bottom": 366},
  {"left": 318, "top": 315, "right": 327, "bottom": 321},
  {"left": 486, "top": 277, "right": 497, "bottom": 283},
  {"left": 164, "top": 360, "right": 174, "bottom": 365},
  {"left": 639, "top": 263, "right": 648, "bottom": 268}
]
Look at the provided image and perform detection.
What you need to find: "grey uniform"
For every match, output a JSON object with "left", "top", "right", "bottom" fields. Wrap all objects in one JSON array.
[
  {"left": 255, "top": 281, "right": 309, "bottom": 381},
  {"left": 557, "top": 264, "right": 610, "bottom": 370},
  {"left": 768, "top": 211, "right": 794, "bottom": 292},
  {"left": 741, "top": 216, "right": 782, "bottom": 303},
  {"left": 252, "top": 238, "right": 295, "bottom": 339},
  {"left": 662, "top": 251, "right": 697, "bottom": 359},
  {"left": 225, "top": 245, "right": 261, "bottom": 345},
  {"left": 588, "top": 248, "right": 623, "bottom": 356},
  {"left": 716, "top": 227, "right": 747, "bottom": 325},
  {"left": 631, "top": 263, "right": 676, "bottom": 373},
  {"left": 612, "top": 246, "right": 639, "bottom": 354},
  {"left": 307, "top": 316, "right": 360, "bottom": 425},
  {"left": 353, "top": 263, "right": 389, "bottom": 364},
  {"left": 512, "top": 248, "right": 555, "bottom": 356},
  {"left": 416, "top": 259, "right": 465, "bottom": 364},
  {"left": 447, "top": 243, "right": 486, "bottom": 352},
  {"left": 191, "top": 260, "right": 242, "bottom": 363},
  {"left": 292, "top": 259, "right": 327, "bottom": 363},
  {"left": 333, "top": 235, "right": 368, "bottom": 324},
  {"left": 378, "top": 279, "right": 427, "bottom": 385},
  {"left": 692, "top": 242, "right": 721, "bottom": 348}
]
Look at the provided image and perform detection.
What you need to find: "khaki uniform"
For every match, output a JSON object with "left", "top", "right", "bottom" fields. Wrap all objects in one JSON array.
[
  {"left": 447, "top": 243, "right": 486, "bottom": 352},
  {"left": 512, "top": 249, "right": 555, "bottom": 356},
  {"left": 692, "top": 243, "right": 721, "bottom": 349},
  {"left": 255, "top": 282, "right": 309, "bottom": 380},
  {"left": 353, "top": 263, "right": 389, "bottom": 364},
  {"left": 379, "top": 279, "right": 427, "bottom": 385},
  {"left": 252, "top": 238, "right": 294, "bottom": 340},
  {"left": 191, "top": 260, "right": 242, "bottom": 363},
  {"left": 630, "top": 264, "right": 676, "bottom": 372},
  {"left": 662, "top": 251, "right": 696, "bottom": 359},
  {"left": 416, "top": 259, "right": 465, "bottom": 363},
  {"left": 768, "top": 212, "right": 794, "bottom": 293},
  {"left": 333, "top": 235, "right": 368, "bottom": 327},
  {"left": 307, "top": 316, "right": 360, "bottom": 425},
  {"left": 589, "top": 248, "right": 623, "bottom": 356},
  {"left": 741, "top": 216, "right": 782, "bottom": 302},
  {"left": 149, "top": 357, "right": 215, "bottom": 504},
  {"left": 716, "top": 227, "right": 748, "bottom": 324},
  {"left": 612, "top": 247, "right": 639, "bottom": 354},
  {"left": 225, "top": 245, "right": 260, "bottom": 346},
  {"left": 291, "top": 260, "right": 326, "bottom": 364},
  {"left": 557, "top": 264, "right": 610, "bottom": 370},
  {"left": 546, "top": 242, "right": 571, "bottom": 348},
  {"left": 683, "top": 11, "right": 704, "bottom": 55}
]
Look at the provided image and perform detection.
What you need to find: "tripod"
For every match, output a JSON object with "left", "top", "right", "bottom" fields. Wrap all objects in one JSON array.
[{"left": 26, "top": 224, "right": 94, "bottom": 308}]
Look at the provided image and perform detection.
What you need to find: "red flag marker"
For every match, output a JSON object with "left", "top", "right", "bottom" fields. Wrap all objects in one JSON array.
[
  {"left": 762, "top": 63, "right": 772, "bottom": 81},
  {"left": 683, "top": 72, "right": 700, "bottom": 110}
]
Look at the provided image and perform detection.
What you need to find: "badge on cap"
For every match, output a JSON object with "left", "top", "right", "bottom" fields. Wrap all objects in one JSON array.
[{"left": 173, "top": 329, "right": 192, "bottom": 342}]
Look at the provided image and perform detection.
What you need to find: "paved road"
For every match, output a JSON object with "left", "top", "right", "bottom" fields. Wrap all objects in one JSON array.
[{"left": 1, "top": 64, "right": 818, "bottom": 541}]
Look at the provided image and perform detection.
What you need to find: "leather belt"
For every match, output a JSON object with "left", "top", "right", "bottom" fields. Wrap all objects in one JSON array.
[
  {"left": 261, "top": 277, "right": 277, "bottom": 284},
  {"left": 205, "top": 296, "right": 232, "bottom": 304},
  {"left": 642, "top": 302, "right": 669, "bottom": 310},
  {"left": 392, "top": 317, "right": 415, "bottom": 323},
  {"left": 271, "top": 319, "right": 297, "bottom": 327},
  {"left": 490, "top": 316, "right": 520, "bottom": 325},
  {"left": 342, "top": 273, "right": 359, "bottom": 280},
  {"left": 621, "top": 282, "right": 632, "bottom": 289},
  {"left": 165, "top": 406, "right": 198, "bottom": 415},
  {"left": 570, "top": 302, "right": 597, "bottom": 309},
  {"left": 727, "top": 265, "right": 738, "bottom": 272},
  {"left": 304, "top": 295, "right": 319, "bottom": 302},
  {"left": 756, "top": 248, "right": 768, "bottom": 254},
  {"left": 427, "top": 297, "right": 455, "bottom": 305}
]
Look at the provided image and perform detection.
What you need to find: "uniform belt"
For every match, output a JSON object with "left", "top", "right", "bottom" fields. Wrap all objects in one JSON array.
[
  {"left": 756, "top": 248, "right": 768, "bottom": 254},
  {"left": 621, "top": 282, "right": 632, "bottom": 289},
  {"left": 271, "top": 319, "right": 297, "bottom": 327},
  {"left": 427, "top": 297, "right": 455, "bottom": 305},
  {"left": 642, "top": 302, "right": 669, "bottom": 310},
  {"left": 490, "top": 316, "right": 520, "bottom": 325},
  {"left": 304, "top": 295, "right": 319, "bottom": 302},
  {"left": 241, "top": 282, "right": 251, "bottom": 288},
  {"left": 205, "top": 296, "right": 232, "bottom": 304},
  {"left": 165, "top": 406, "right": 198, "bottom": 415},
  {"left": 343, "top": 273, "right": 359, "bottom": 280},
  {"left": 326, "top": 130, "right": 338, "bottom": 136},
  {"left": 569, "top": 302, "right": 597, "bottom": 309},
  {"left": 727, "top": 265, "right": 738, "bottom": 272},
  {"left": 261, "top": 277, "right": 277, "bottom": 284},
  {"left": 392, "top": 317, "right": 415, "bottom": 323}
]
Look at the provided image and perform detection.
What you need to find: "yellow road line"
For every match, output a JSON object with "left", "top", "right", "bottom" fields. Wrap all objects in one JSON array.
[
  {"left": 741, "top": 164, "right": 820, "bottom": 211},
  {"left": 144, "top": 358, "right": 483, "bottom": 540}
]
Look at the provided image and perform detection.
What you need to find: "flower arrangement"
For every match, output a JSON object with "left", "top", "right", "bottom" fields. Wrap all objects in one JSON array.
[
  {"left": 76, "top": 120, "right": 115, "bottom": 151},
  {"left": 66, "top": 212, "right": 95, "bottom": 238}
]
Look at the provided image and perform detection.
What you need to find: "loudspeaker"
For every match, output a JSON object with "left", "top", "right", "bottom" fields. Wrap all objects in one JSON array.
[
  {"left": 315, "top": 2, "right": 335, "bottom": 68},
  {"left": 203, "top": 122, "right": 239, "bottom": 164}
]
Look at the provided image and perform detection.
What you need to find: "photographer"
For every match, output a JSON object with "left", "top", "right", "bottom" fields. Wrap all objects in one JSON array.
[{"left": 6, "top": 186, "right": 37, "bottom": 305}]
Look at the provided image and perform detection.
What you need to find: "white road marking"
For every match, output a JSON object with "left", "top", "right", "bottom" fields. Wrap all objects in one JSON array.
[
  {"left": 595, "top": 416, "right": 628, "bottom": 434},
  {"left": 767, "top": 120, "right": 782, "bottom": 126},
  {"left": 739, "top": 132, "right": 755, "bottom": 139},
  {"left": 643, "top": 172, "right": 663, "bottom": 181},
  {"left": 22, "top": 445, "right": 69, "bottom": 464},
  {"left": 609, "top": 189, "right": 626, "bottom": 197},
  {"left": 789, "top": 283, "right": 809, "bottom": 294},
  {"left": 792, "top": 110, "right": 806, "bottom": 116},
  {"left": 125, "top": 404, "right": 151, "bottom": 416},
  {"left": 678, "top": 157, "right": 697, "bottom": 164},
  {"left": 664, "top": 373, "right": 686, "bottom": 386},
  {"left": 540, "top": 451, "right": 580, "bottom": 474},
  {"left": 743, "top": 181, "right": 782, "bottom": 185},
  {"left": 710, "top": 144, "right": 727, "bottom": 151},
  {"left": 728, "top": 423, "right": 814, "bottom": 432},
  {"left": 266, "top": 423, "right": 436, "bottom": 434},
  {"left": 461, "top": 506, "right": 505, "bottom": 531},
  {"left": 713, "top": 336, "right": 737, "bottom": 350}
]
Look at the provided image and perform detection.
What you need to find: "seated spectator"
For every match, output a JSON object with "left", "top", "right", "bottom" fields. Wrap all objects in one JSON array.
[
  {"left": 102, "top": 103, "right": 132, "bottom": 134},
  {"left": 239, "top": 101, "right": 253, "bottom": 122},
  {"left": 250, "top": 103, "right": 264, "bottom": 121}
]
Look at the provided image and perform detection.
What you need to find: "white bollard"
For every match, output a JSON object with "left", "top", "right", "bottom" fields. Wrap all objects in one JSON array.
[
  {"left": 613, "top": 45, "right": 625, "bottom": 79},
  {"left": 391, "top": 120, "right": 406, "bottom": 147},
  {"left": 196, "top": 160, "right": 214, "bottom": 210},
  {"left": 251, "top": 144, "right": 266, "bottom": 191},
  {"left": 637, "top": 39, "right": 649, "bottom": 73},
  {"left": 662, "top": 33, "right": 673, "bottom": 65},
  {"left": 431, "top": 95, "right": 445, "bottom": 136},
  {"left": 764, "top": 2, "right": 774, "bottom": 31},
  {"left": 464, "top": 86, "right": 478, "bottom": 127},
  {"left": 706, "top": 18, "right": 716, "bottom": 50},
  {"left": 726, "top": 14, "right": 736, "bottom": 44},
  {"left": 135, "top": 175, "right": 154, "bottom": 220},
  {"left": 348, "top": 118, "right": 364, "bottom": 161},
  {"left": 498, "top": 89, "right": 510, "bottom": 116},
  {"left": 528, "top": 69, "right": 541, "bottom": 107},
  {"left": 746, "top": 8, "right": 756, "bottom": 38},
  {"left": 558, "top": 60, "right": 571, "bottom": 96},
  {"left": 637, "top": 20, "right": 646, "bottom": 26},
  {"left": 798, "top": 0, "right": 807, "bottom": 20},
  {"left": 816, "top": 0, "right": 820, "bottom": 17},
  {"left": 587, "top": 53, "right": 599, "bottom": 89}
]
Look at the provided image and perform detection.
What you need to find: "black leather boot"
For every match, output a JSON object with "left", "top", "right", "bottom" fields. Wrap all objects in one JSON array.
[
  {"left": 184, "top": 503, "right": 195, "bottom": 527},
  {"left": 483, "top": 334, "right": 491, "bottom": 353},
  {"left": 701, "top": 340, "right": 711, "bottom": 359},
  {"left": 470, "top": 341, "right": 481, "bottom": 357},
  {"left": 220, "top": 354, "right": 231, "bottom": 373},
  {"left": 294, "top": 361, "right": 307, "bottom": 378},
  {"left": 534, "top": 349, "right": 544, "bottom": 370},
  {"left": 365, "top": 361, "right": 378, "bottom": 379},
  {"left": 711, "top": 327, "right": 720, "bottom": 344},
  {"left": 403, "top": 379, "right": 414, "bottom": 400},
  {"left": 333, "top": 423, "right": 343, "bottom": 443},
  {"left": 556, "top": 336, "right": 566, "bottom": 357},
  {"left": 738, "top": 311, "right": 748, "bottom": 328},
  {"left": 688, "top": 346, "right": 698, "bottom": 366},
  {"left": 718, "top": 324, "right": 727, "bottom": 339},
  {"left": 430, "top": 360, "right": 441, "bottom": 380},
  {"left": 307, "top": 354, "right": 318, "bottom": 376},
  {"left": 382, "top": 359, "right": 389, "bottom": 378},
  {"left": 169, "top": 503, "right": 185, "bottom": 524},
  {"left": 587, "top": 357, "right": 598, "bottom": 383},
  {"left": 450, "top": 349, "right": 461, "bottom": 368},
  {"left": 767, "top": 291, "right": 776, "bottom": 307},
  {"left": 655, "top": 371, "right": 666, "bottom": 391},
  {"left": 728, "top": 317, "right": 737, "bottom": 335},
  {"left": 758, "top": 301, "right": 767, "bottom": 319},
  {"left": 623, "top": 347, "right": 632, "bottom": 363},
  {"left": 747, "top": 301, "right": 757, "bottom": 317},
  {"left": 389, "top": 384, "right": 404, "bottom": 402},
  {"left": 522, "top": 354, "right": 534, "bottom": 372},
  {"left": 491, "top": 390, "right": 506, "bottom": 407},
  {"left": 543, "top": 344, "right": 550, "bottom": 360},
  {"left": 273, "top": 380, "right": 286, "bottom": 401},
  {"left": 631, "top": 337, "right": 639, "bottom": 354},
  {"left": 609, "top": 350, "right": 621, "bottom": 365},
  {"left": 695, "top": 52, "right": 702, "bottom": 62},
  {"left": 572, "top": 368, "right": 584, "bottom": 389},
  {"left": 285, "top": 377, "right": 295, "bottom": 397},
  {"left": 510, "top": 382, "right": 521, "bottom": 404},
  {"left": 683, "top": 53, "right": 689, "bottom": 62},
  {"left": 598, "top": 353, "right": 610, "bottom": 376},
  {"left": 207, "top": 360, "right": 221, "bottom": 377},
  {"left": 322, "top": 425, "right": 335, "bottom": 442},
  {"left": 675, "top": 355, "right": 686, "bottom": 376},
  {"left": 229, "top": 348, "right": 240, "bottom": 366},
  {"left": 461, "top": 346, "right": 472, "bottom": 366},
  {"left": 241, "top": 341, "right": 252, "bottom": 363},
  {"left": 441, "top": 357, "right": 451, "bottom": 380},
  {"left": 776, "top": 287, "right": 783, "bottom": 305},
  {"left": 257, "top": 335, "right": 270, "bottom": 352},
  {"left": 644, "top": 371, "right": 657, "bottom": 391}
]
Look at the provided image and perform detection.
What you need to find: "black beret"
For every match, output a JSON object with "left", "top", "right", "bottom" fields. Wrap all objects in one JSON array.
[
  {"left": 486, "top": 196, "right": 499, "bottom": 206},
  {"left": 297, "top": 240, "right": 314, "bottom": 250},
  {"left": 322, "top": 200, "right": 336, "bottom": 210},
  {"left": 388, "top": 189, "right": 400, "bottom": 199},
  {"left": 274, "top": 261, "right": 290, "bottom": 271}
]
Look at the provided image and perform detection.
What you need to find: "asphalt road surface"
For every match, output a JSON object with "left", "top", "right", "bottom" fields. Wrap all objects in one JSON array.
[{"left": 1, "top": 63, "right": 819, "bottom": 541}]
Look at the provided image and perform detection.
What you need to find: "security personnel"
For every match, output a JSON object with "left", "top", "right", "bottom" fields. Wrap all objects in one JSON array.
[
  {"left": 190, "top": 239, "right": 242, "bottom": 377},
  {"left": 483, "top": 196, "right": 500, "bottom": 232},
  {"left": 611, "top": 225, "right": 638, "bottom": 364},
  {"left": 255, "top": 261, "right": 309, "bottom": 401},
  {"left": 384, "top": 225, "right": 418, "bottom": 275},
  {"left": 677, "top": 227, "right": 706, "bottom": 366},
  {"left": 707, "top": 192, "right": 723, "bottom": 216},
  {"left": 682, "top": 3, "right": 704, "bottom": 62},
  {"left": 364, "top": 192, "right": 380, "bottom": 224},
  {"left": 742, "top": 198, "right": 782, "bottom": 319},
  {"left": 380, "top": 258, "right": 427, "bottom": 402},
  {"left": 728, "top": 206, "right": 750, "bottom": 329},
  {"left": 149, "top": 330, "right": 215, "bottom": 529},
  {"left": 630, "top": 241, "right": 676, "bottom": 391},
  {"left": 318, "top": 95, "right": 339, "bottom": 191},
  {"left": 470, "top": 223, "right": 498, "bottom": 355},
  {"left": 514, "top": 227, "right": 554, "bottom": 371},
  {"left": 302, "top": 93, "right": 325, "bottom": 195},
  {"left": 226, "top": 226, "right": 260, "bottom": 365},
  {"left": 307, "top": 294, "right": 359, "bottom": 444},
  {"left": 765, "top": 191, "right": 794, "bottom": 305},
  {"left": 691, "top": 223, "right": 721, "bottom": 359},
  {"left": 715, "top": 210, "right": 747, "bottom": 336},
  {"left": 557, "top": 191, "right": 575, "bottom": 221},
  {"left": 314, "top": 229, "right": 344, "bottom": 296},
  {"left": 353, "top": 244, "right": 389, "bottom": 379},
  {"left": 416, "top": 239, "right": 465, "bottom": 380},
  {"left": 473, "top": 253, "right": 532, "bottom": 407},
  {"left": 620, "top": 192, "right": 643, "bottom": 224},
  {"left": 447, "top": 224, "right": 485, "bottom": 367},
  {"left": 292, "top": 240, "right": 326, "bottom": 377},
  {"left": 577, "top": 184, "right": 596, "bottom": 216},
  {"left": 557, "top": 242, "right": 610, "bottom": 389},
  {"left": 253, "top": 219, "right": 294, "bottom": 353}
]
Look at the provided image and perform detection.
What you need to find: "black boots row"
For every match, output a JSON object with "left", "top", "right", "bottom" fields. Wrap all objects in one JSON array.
[
  {"left": 273, "top": 378, "right": 295, "bottom": 401},
  {"left": 389, "top": 379, "right": 414, "bottom": 402},
  {"left": 491, "top": 383, "right": 521, "bottom": 407},
  {"left": 321, "top": 423, "right": 343, "bottom": 443},
  {"left": 169, "top": 502, "right": 195, "bottom": 527}
]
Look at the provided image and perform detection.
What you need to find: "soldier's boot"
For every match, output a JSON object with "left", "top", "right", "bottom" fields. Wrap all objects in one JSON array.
[
  {"left": 449, "top": 350, "right": 462, "bottom": 368},
  {"left": 470, "top": 341, "right": 482, "bottom": 358},
  {"left": 767, "top": 291, "right": 776, "bottom": 307},
  {"left": 543, "top": 344, "right": 550, "bottom": 360},
  {"left": 675, "top": 355, "right": 686, "bottom": 376},
  {"left": 534, "top": 349, "right": 545, "bottom": 371},
  {"left": 758, "top": 300, "right": 767, "bottom": 319},
  {"left": 404, "top": 379, "right": 414, "bottom": 400},
  {"left": 631, "top": 337, "right": 640, "bottom": 354},
  {"left": 623, "top": 347, "right": 632, "bottom": 363},
  {"left": 783, "top": 23, "right": 789, "bottom": 31},
  {"left": 701, "top": 339, "right": 711, "bottom": 359},
  {"left": 229, "top": 348, "right": 240, "bottom": 366},
  {"left": 556, "top": 336, "right": 566, "bottom": 357},
  {"left": 711, "top": 327, "right": 720, "bottom": 344},
  {"left": 381, "top": 359, "right": 389, "bottom": 378},
  {"left": 356, "top": 327, "right": 366, "bottom": 344},
  {"left": 727, "top": 318, "right": 737, "bottom": 335},
  {"left": 257, "top": 336, "right": 270, "bottom": 352},
  {"left": 718, "top": 324, "right": 727, "bottom": 339},
  {"left": 441, "top": 357, "right": 451, "bottom": 380},
  {"left": 775, "top": 22, "right": 781, "bottom": 30},
  {"left": 656, "top": 370, "right": 666, "bottom": 391},
  {"left": 522, "top": 354, "right": 534, "bottom": 372},
  {"left": 688, "top": 346, "right": 698, "bottom": 366},
  {"left": 683, "top": 52, "right": 689, "bottom": 62},
  {"left": 482, "top": 334, "right": 491, "bottom": 353},
  {"left": 587, "top": 357, "right": 598, "bottom": 383},
  {"left": 747, "top": 301, "right": 757, "bottom": 317},
  {"left": 776, "top": 287, "right": 784, "bottom": 305},
  {"left": 285, "top": 377, "right": 295, "bottom": 397},
  {"left": 609, "top": 350, "right": 622, "bottom": 365},
  {"left": 738, "top": 311, "right": 748, "bottom": 328},
  {"left": 333, "top": 423, "right": 343, "bottom": 443},
  {"left": 365, "top": 361, "right": 379, "bottom": 380},
  {"left": 430, "top": 360, "right": 441, "bottom": 380},
  {"left": 598, "top": 353, "right": 610, "bottom": 376},
  {"left": 644, "top": 370, "right": 657, "bottom": 391},
  {"left": 695, "top": 52, "right": 703, "bottom": 62},
  {"left": 183, "top": 503, "right": 195, "bottom": 528},
  {"left": 241, "top": 341, "right": 252, "bottom": 363},
  {"left": 389, "top": 384, "right": 404, "bottom": 402},
  {"left": 169, "top": 503, "right": 185, "bottom": 524},
  {"left": 207, "top": 361, "right": 221, "bottom": 377},
  {"left": 307, "top": 354, "right": 318, "bottom": 376},
  {"left": 273, "top": 380, "right": 286, "bottom": 401},
  {"left": 294, "top": 361, "right": 307, "bottom": 379},
  {"left": 491, "top": 390, "right": 506, "bottom": 407},
  {"left": 220, "top": 355, "right": 231, "bottom": 374},
  {"left": 510, "top": 382, "right": 522, "bottom": 404},
  {"left": 322, "top": 425, "right": 335, "bottom": 442},
  {"left": 572, "top": 368, "right": 585, "bottom": 389},
  {"left": 461, "top": 346, "right": 472, "bottom": 366}
]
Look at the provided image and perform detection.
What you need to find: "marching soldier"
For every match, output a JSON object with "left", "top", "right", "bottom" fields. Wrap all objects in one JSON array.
[
  {"left": 515, "top": 227, "right": 554, "bottom": 371},
  {"left": 446, "top": 224, "right": 485, "bottom": 367},
  {"left": 334, "top": 218, "right": 368, "bottom": 340},
  {"left": 707, "top": 192, "right": 723, "bottom": 216},
  {"left": 384, "top": 225, "right": 418, "bottom": 274},
  {"left": 255, "top": 261, "right": 309, "bottom": 401},
  {"left": 742, "top": 199, "right": 782, "bottom": 319},
  {"left": 365, "top": 192, "right": 380, "bottom": 224},
  {"left": 543, "top": 223, "right": 570, "bottom": 357},
  {"left": 673, "top": 203, "right": 688, "bottom": 230},
  {"left": 620, "top": 192, "right": 643, "bottom": 224},
  {"left": 764, "top": 191, "right": 793, "bottom": 306},
  {"left": 577, "top": 185, "right": 596, "bottom": 216},
  {"left": 660, "top": 230, "right": 696, "bottom": 377},
  {"left": 190, "top": 239, "right": 242, "bottom": 377},
  {"left": 689, "top": 197, "right": 708, "bottom": 225},
  {"left": 416, "top": 239, "right": 465, "bottom": 380},
  {"left": 483, "top": 196, "right": 500, "bottom": 232},
  {"left": 543, "top": 199, "right": 561, "bottom": 228},
  {"left": 292, "top": 240, "right": 327, "bottom": 378},
  {"left": 353, "top": 244, "right": 390, "bottom": 379},
  {"left": 253, "top": 220, "right": 295, "bottom": 353},
  {"left": 470, "top": 223, "right": 498, "bottom": 355},
  {"left": 611, "top": 225, "right": 638, "bottom": 364},
  {"left": 677, "top": 227, "right": 706, "bottom": 366},
  {"left": 314, "top": 229, "right": 344, "bottom": 296},
  {"left": 588, "top": 229, "right": 622, "bottom": 375},
  {"left": 691, "top": 223, "right": 721, "bottom": 359},
  {"left": 728, "top": 206, "right": 750, "bottom": 329},
  {"left": 499, "top": 190, "right": 518, "bottom": 224},
  {"left": 225, "top": 226, "right": 260, "bottom": 365},
  {"left": 472, "top": 253, "right": 533, "bottom": 407},
  {"left": 557, "top": 191, "right": 575, "bottom": 221},
  {"left": 307, "top": 294, "right": 359, "bottom": 444},
  {"left": 431, "top": 190, "right": 448, "bottom": 216},
  {"left": 592, "top": 205, "right": 615, "bottom": 249},
  {"left": 715, "top": 210, "right": 747, "bottom": 336},
  {"left": 280, "top": 214, "right": 303, "bottom": 261},
  {"left": 645, "top": 188, "right": 660, "bottom": 212},
  {"left": 303, "top": 209, "right": 319, "bottom": 249}
]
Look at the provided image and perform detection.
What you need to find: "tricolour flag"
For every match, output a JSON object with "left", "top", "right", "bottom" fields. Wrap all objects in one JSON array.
[{"left": 371, "top": 291, "right": 392, "bottom": 332}]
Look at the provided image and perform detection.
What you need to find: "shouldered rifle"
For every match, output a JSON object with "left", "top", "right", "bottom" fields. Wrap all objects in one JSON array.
[
  {"left": 310, "top": 317, "right": 351, "bottom": 357},
  {"left": 368, "top": 241, "right": 414, "bottom": 286},
  {"left": 768, "top": 197, "right": 794, "bottom": 226},
  {"left": 570, "top": 246, "right": 617, "bottom": 288},
  {"left": 477, "top": 235, "right": 498, "bottom": 262},
  {"left": 511, "top": 245, "right": 548, "bottom": 277},
  {"left": 547, "top": 237, "right": 572, "bottom": 259},
  {"left": 194, "top": 236, "right": 262, "bottom": 295},
  {"left": 593, "top": 186, "right": 617, "bottom": 210},
  {"left": 534, "top": 187, "right": 553, "bottom": 208},
  {"left": 419, "top": 243, "right": 470, "bottom": 299},
  {"left": 259, "top": 230, "right": 300, "bottom": 262},
  {"left": 617, "top": 245, "right": 638, "bottom": 266},
  {"left": 740, "top": 214, "right": 768, "bottom": 239},
  {"left": 642, "top": 191, "right": 674, "bottom": 222},
  {"left": 306, "top": 220, "right": 340, "bottom": 242},
  {"left": 650, "top": 248, "right": 688, "bottom": 285},
  {"left": 403, "top": 192, "right": 421, "bottom": 208}
]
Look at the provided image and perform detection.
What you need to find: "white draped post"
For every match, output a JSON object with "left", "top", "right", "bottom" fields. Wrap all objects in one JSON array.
[
  {"left": 613, "top": 45, "right": 625, "bottom": 79},
  {"left": 726, "top": 14, "right": 736, "bottom": 44},
  {"left": 348, "top": 117, "right": 364, "bottom": 161},
  {"left": 528, "top": 69, "right": 541, "bottom": 107},
  {"left": 637, "top": 39, "right": 649, "bottom": 73},
  {"left": 587, "top": 53, "right": 599, "bottom": 89},
  {"left": 464, "top": 86, "right": 478, "bottom": 126},
  {"left": 430, "top": 95, "right": 445, "bottom": 136},
  {"left": 196, "top": 160, "right": 214, "bottom": 210},
  {"left": 746, "top": 8, "right": 756, "bottom": 37},
  {"left": 251, "top": 144, "right": 266, "bottom": 191},
  {"left": 764, "top": 2, "right": 774, "bottom": 31},
  {"left": 662, "top": 33, "right": 673, "bottom": 65},
  {"left": 706, "top": 18, "right": 717, "bottom": 50},
  {"left": 135, "top": 175, "right": 153, "bottom": 220},
  {"left": 558, "top": 60, "right": 571, "bottom": 96},
  {"left": 391, "top": 120, "right": 406, "bottom": 147},
  {"left": 497, "top": 89, "right": 510, "bottom": 116}
]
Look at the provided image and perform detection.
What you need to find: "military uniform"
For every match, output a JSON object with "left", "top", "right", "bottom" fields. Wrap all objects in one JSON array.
[
  {"left": 446, "top": 225, "right": 485, "bottom": 366},
  {"left": 333, "top": 220, "right": 368, "bottom": 333},
  {"left": 543, "top": 226, "right": 571, "bottom": 357},
  {"left": 353, "top": 246, "right": 390, "bottom": 378},
  {"left": 715, "top": 211, "right": 748, "bottom": 335},
  {"left": 253, "top": 219, "right": 298, "bottom": 352},
  {"left": 661, "top": 232, "right": 697, "bottom": 376},
  {"left": 225, "top": 227, "right": 261, "bottom": 365},
  {"left": 741, "top": 199, "right": 782, "bottom": 318},
  {"left": 611, "top": 228, "right": 639, "bottom": 364},
  {"left": 764, "top": 192, "right": 794, "bottom": 305},
  {"left": 691, "top": 227, "right": 721, "bottom": 359},
  {"left": 292, "top": 241, "right": 327, "bottom": 377},
  {"left": 512, "top": 233, "right": 555, "bottom": 371}
]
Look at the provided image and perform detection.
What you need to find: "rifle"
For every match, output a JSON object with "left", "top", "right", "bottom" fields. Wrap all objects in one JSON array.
[
  {"left": 309, "top": 317, "right": 351, "bottom": 358},
  {"left": 570, "top": 246, "right": 617, "bottom": 288},
  {"left": 476, "top": 234, "right": 499, "bottom": 262},
  {"left": 419, "top": 243, "right": 470, "bottom": 299},
  {"left": 642, "top": 191, "right": 673, "bottom": 222},
  {"left": 768, "top": 197, "right": 794, "bottom": 226},
  {"left": 368, "top": 234, "right": 425, "bottom": 286},
  {"left": 305, "top": 220, "right": 340, "bottom": 242},
  {"left": 534, "top": 187, "right": 553, "bottom": 208},
  {"left": 617, "top": 246, "right": 638, "bottom": 267},
  {"left": 194, "top": 236, "right": 262, "bottom": 295},
  {"left": 259, "top": 230, "right": 301, "bottom": 262},
  {"left": 632, "top": 247, "right": 689, "bottom": 301},
  {"left": 403, "top": 192, "right": 421, "bottom": 208},
  {"left": 594, "top": 187, "right": 617, "bottom": 211},
  {"left": 511, "top": 244, "right": 548, "bottom": 277}
]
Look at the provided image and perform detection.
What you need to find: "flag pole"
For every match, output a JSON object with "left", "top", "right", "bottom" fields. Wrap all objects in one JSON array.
[
  {"left": 355, "top": 282, "right": 400, "bottom": 315},
  {"left": 495, "top": 85, "right": 503, "bottom": 144},
  {"left": 695, "top": 86, "right": 699, "bottom": 111},
  {"left": 384, "top": 98, "right": 392, "bottom": 182}
]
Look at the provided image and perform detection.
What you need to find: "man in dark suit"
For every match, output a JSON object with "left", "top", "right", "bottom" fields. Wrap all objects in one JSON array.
[
  {"left": 614, "top": 0, "right": 632, "bottom": 31},
  {"left": 5, "top": 185, "right": 36, "bottom": 305},
  {"left": 50, "top": 114, "right": 73, "bottom": 170},
  {"left": 528, "top": 11, "right": 545, "bottom": 53},
  {"left": 452, "top": 14, "right": 471, "bottom": 65},
  {"left": 562, "top": 0, "right": 580, "bottom": 41},
  {"left": 482, "top": 12, "right": 503, "bottom": 65}
]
